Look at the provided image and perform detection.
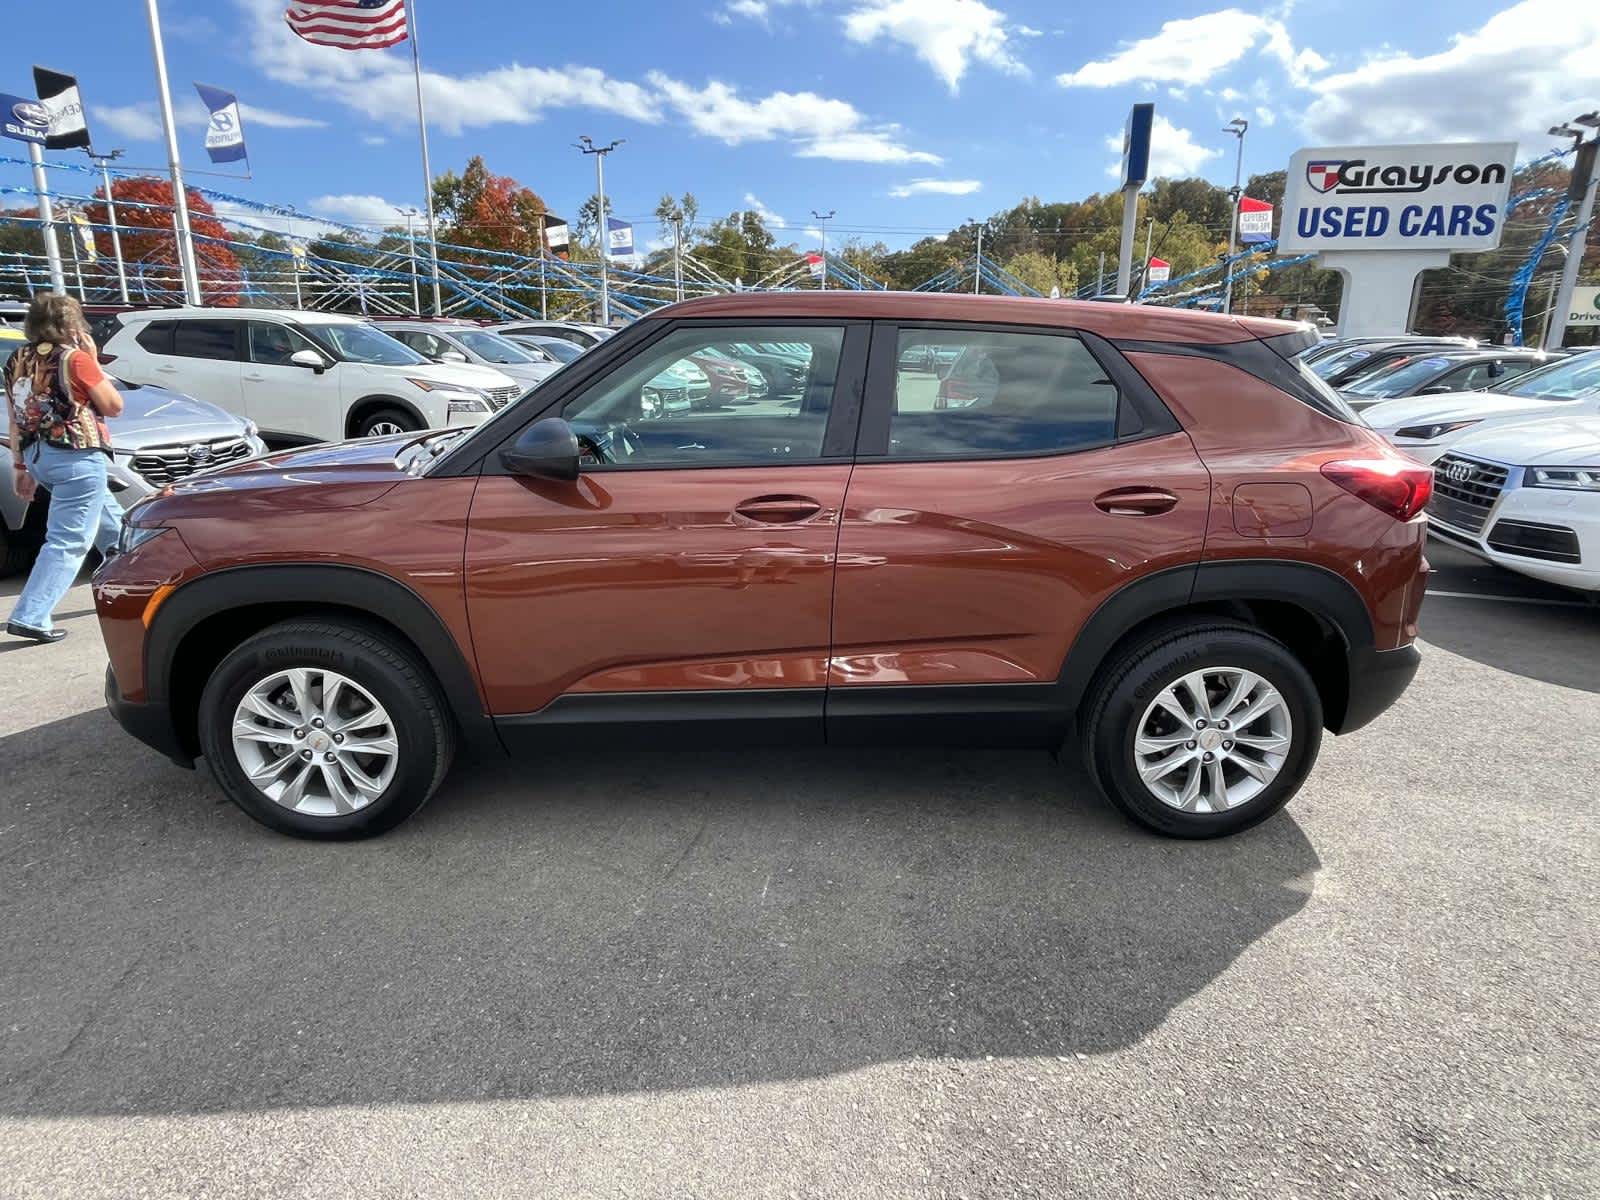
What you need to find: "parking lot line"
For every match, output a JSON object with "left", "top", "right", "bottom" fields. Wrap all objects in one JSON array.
[{"left": 1425, "top": 588, "right": 1596, "bottom": 609}]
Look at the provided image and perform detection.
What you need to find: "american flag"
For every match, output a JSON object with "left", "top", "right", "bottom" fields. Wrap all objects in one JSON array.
[{"left": 285, "top": 0, "right": 409, "bottom": 51}]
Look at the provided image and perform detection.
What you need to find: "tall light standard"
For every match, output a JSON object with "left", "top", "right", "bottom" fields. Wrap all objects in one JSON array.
[
  {"left": 84, "top": 147, "right": 130, "bottom": 303},
  {"left": 396, "top": 206, "right": 422, "bottom": 315},
  {"left": 811, "top": 209, "right": 835, "bottom": 290},
  {"left": 1543, "top": 112, "right": 1600, "bottom": 350},
  {"left": 1221, "top": 117, "right": 1248, "bottom": 314},
  {"left": 576, "top": 136, "right": 624, "bottom": 326},
  {"left": 971, "top": 218, "right": 983, "bottom": 294}
]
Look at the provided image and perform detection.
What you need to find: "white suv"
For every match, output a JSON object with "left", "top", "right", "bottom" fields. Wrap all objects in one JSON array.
[{"left": 102, "top": 308, "right": 523, "bottom": 444}]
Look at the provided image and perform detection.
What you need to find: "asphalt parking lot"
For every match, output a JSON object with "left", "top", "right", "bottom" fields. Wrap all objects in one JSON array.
[{"left": 0, "top": 541, "right": 1595, "bottom": 1199}]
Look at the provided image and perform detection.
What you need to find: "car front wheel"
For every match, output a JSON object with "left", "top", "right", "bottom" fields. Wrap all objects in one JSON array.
[
  {"left": 1082, "top": 622, "right": 1323, "bottom": 838},
  {"left": 356, "top": 407, "right": 419, "bottom": 439},
  {"left": 198, "top": 621, "right": 455, "bottom": 839}
]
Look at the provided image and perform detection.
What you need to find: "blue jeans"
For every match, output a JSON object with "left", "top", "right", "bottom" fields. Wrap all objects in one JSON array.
[{"left": 10, "top": 443, "right": 122, "bottom": 633}]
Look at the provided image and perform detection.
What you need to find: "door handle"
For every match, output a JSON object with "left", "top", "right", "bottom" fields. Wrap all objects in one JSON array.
[
  {"left": 243, "top": 372, "right": 264, "bottom": 381},
  {"left": 155, "top": 364, "right": 177, "bottom": 373},
  {"left": 1094, "top": 487, "right": 1180, "bottom": 516},
  {"left": 734, "top": 495, "right": 824, "bottom": 524}
]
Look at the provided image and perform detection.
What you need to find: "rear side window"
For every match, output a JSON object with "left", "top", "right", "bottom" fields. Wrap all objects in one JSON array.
[
  {"left": 885, "top": 328, "right": 1119, "bottom": 459},
  {"left": 134, "top": 321, "right": 174, "bottom": 354},
  {"left": 172, "top": 320, "right": 240, "bottom": 361}
]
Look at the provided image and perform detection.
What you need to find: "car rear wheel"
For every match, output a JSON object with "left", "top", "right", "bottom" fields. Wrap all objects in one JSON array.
[
  {"left": 198, "top": 621, "right": 455, "bottom": 839},
  {"left": 356, "top": 408, "right": 419, "bottom": 439},
  {"left": 1081, "top": 622, "right": 1322, "bottom": 838}
]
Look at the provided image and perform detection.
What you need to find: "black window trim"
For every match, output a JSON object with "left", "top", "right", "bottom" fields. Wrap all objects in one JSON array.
[
  {"left": 169, "top": 316, "right": 245, "bottom": 363},
  {"left": 854, "top": 319, "right": 1180, "bottom": 463},
  {"left": 464, "top": 316, "right": 872, "bottom": 478}
]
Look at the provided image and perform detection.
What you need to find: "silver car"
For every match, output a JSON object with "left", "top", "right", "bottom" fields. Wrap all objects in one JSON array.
[
  {"left": 1, "top": 360, "right": 266, "bottom": 575},
  {"left": 376, "top": 322, "right": 560, "bottom": 392}
]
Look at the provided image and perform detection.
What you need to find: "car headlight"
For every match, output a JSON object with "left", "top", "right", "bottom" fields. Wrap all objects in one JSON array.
[
  {"left": 114, "top": 521, "right": 170, "bottom": 556},
  {"left": 1526, "top": 466, "right": 1600, "bottom": 491},
  {"left": 1393, "top": 419, "right": 1480, "bottom": 441},
  {"left": 406, "top": 379, "right": 491, "bottom": 412}
]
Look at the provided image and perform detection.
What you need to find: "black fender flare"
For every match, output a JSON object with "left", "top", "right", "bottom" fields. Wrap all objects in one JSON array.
[
  {"left": 1055, "top": 559, "right": 1375, "bottom": 715},
  {"left": 348, "top": 395, "right": 428, "bottom": 437},
  {"left": 145, "top": 563, "right": 500, "bottom": 755}
]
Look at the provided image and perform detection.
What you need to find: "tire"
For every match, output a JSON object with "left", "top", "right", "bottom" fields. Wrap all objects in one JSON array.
[
  {"left": 0, "top": 524, "right": 34, "bottom": 578},
  {"left": 355, "top": 407, "right": 419, "bottom": 439},
  {"left": 1081, "top": 621, "right": 1323, "bottom": 839},
  {"left": 198, "top": 620, "right": 456, "bottom": 840}
]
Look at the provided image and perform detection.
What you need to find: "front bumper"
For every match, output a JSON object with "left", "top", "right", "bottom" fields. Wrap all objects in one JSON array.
[
  {"left": 1336, "top": 643, "right": 1422, "bottom": 734},
  {"left": 1429, "top": 473, "right": 1600, "bottom": 593},
  {"left": 105, "top": 665, "right": 194, "bottom": 768}
]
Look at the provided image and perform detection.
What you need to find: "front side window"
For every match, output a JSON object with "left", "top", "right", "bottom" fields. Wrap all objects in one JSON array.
[
  {"left": 453, "top": 329, "right": 536, "bottom": 364},
  {"left": 1495, "top": 353, "right": 1600, "bottom": 400},
  {"left": 172, "top": 320, "right": 239, "bottom": 361},
  {"left": 249, "top": 321, "right": 317, "bottom": 366},
  {"left": 884, "top": 328, "right": 1119, "bottom": 459},
  {"left": 300, "top": 322, "right": 427, "bottom": 366},
  {"left": 560, "top": 325, "right": 845, "bottom": 467}
]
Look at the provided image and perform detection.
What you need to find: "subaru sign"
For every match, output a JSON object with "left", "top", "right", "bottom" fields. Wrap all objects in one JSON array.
[
  {"left": 0, "top": 93, "right": 48, "bottom": 144},
  {"left": 1120, "top": 103, "right": 1154, "bottom": 190},
  {"left": 1279, "top": 142, "right": 1515, "bottom": 253}
]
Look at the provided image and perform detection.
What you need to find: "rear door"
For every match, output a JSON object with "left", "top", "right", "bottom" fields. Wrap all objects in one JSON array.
[
  {"left": 464, "top": 319, "right": 868, "bottom": 744},
  {"left": 148, "top": 318, "right": 245, "bottom": 417},
  {"left": 827, "top": 321, "right": 1211, "bottom": 743}
]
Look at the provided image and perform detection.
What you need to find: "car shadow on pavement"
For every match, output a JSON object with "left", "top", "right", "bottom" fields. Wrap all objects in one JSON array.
[{"left": 0, "top": 710, "right": 1320, "bottom": 1118}]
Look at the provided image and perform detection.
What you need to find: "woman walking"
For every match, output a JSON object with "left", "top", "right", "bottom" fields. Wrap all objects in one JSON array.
[{"left": 4, "top": 294, "right": 124, "bottom": 644}]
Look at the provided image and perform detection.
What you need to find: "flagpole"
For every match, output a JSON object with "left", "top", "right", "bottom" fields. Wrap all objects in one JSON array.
[
  {"left": 402, "top": 0, "right": 443, "bottom": 315},
  {"left": 144, "top": 0, "right": 201, "bottom": 304}
]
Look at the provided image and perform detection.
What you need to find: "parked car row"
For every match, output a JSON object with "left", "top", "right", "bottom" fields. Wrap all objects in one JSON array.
[{"left": 1306, "top": 334, "right": 1600, "bottom": 593}]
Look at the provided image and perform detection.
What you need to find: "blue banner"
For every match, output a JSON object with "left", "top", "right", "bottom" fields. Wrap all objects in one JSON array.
[
  {"left": 0, "top": 92, "right": 49, "bottom": 145},
  {"left": 195, "top": 82, "right": 247, "bottom": 164},
  {"left": 606, "top": 216, "right": 634, "bottom": 258}
]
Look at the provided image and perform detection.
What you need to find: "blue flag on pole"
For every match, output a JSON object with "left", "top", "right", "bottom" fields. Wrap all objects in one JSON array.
[
  {"left": 195, "top": 83, "right": 247, "bottom": 164},
  {"left": 606, "top": 217, "right": 634, "bottom": 258}
]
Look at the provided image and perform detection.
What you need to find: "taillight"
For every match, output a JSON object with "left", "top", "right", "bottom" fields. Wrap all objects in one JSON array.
[{"left": 1321, "top": 458, "right": 1434, "bottom": 521}]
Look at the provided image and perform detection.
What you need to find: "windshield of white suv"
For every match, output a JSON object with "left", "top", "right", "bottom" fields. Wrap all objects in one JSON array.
[
  {"left": 1344, "top": 356, "right": 1458, "bottom": 398},
  {"left": 452, "top": 329, "right": 538, "bottom": 364},
  {"left": 300, "top": 322, "right": 428, "bottom": 366},
  {"left": 1492, "top": 353, "right": 1600, "bottom": 400}
]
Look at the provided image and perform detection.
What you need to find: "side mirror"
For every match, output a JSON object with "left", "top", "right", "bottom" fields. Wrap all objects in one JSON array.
[
  {"left": 290, "top": 348, "right": 328, "bottom": 374},
  {"left": 1418, "top": 384, "right": 1452, "bottom": 395},
  {"left": 438, "top": 350, "right": 468, "bottom": 364},
  {"left": 500, "top": 416, "right": 580, "bottom": 482}
]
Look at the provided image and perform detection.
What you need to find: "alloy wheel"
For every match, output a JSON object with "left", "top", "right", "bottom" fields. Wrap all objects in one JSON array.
[
  {"left": 231, "top": 668, "right": 399, "bottom": 817},
  {"left": 365, "top": 421, "right": 405, "bottom": 438},
  {"left": 1132, "top": 667, "right": 1293, "bottom": 814}
]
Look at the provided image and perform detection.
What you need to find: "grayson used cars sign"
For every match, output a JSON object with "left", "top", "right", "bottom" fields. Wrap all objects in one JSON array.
[{"left": 1279, "top": 142, "right": 1516, "bottom": 254}]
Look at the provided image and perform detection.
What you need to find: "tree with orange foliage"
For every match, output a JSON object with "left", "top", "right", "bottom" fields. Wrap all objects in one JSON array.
[
  {"left": 431, "top": 156, "right": 549, "bottom": 257},
  {"left": 83, "top": 176, "right": 243, "bottom": 305}
]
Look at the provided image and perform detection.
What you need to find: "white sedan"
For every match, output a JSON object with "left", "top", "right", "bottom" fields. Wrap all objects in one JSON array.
[
  {"left": 1426, "top": 415, "right": 1600, "bottom": 592},
  {"left": 1364, "top": 351, "right": 1600, "bottom": 464}
]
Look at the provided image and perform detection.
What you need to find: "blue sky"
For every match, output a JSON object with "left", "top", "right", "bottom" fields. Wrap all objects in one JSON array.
[{"left": 2, "top": 0, "right": 1596, "bottom": 253}]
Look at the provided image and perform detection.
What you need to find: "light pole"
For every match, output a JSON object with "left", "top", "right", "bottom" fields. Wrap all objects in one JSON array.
[
  {"left": 1543, "top": 112, "right": 1600, "bottom": 351},
  {"left": 971, "top": 218, "right": 983, "bottom": 294},
  {"left": 145, "top": 0, "right": 201, "bottom": 304},
  {"left": 396, "top": 206, "right": 422, "bottom": 315},
  {"left": 811, "top": 209, "right": 834, "bottom": 290},
  {"left": 576, "top": 136, "right": 624, "bottom": 326},
  {"left": 1222, "top": 117, "right": 1248, "bottom": 314},
  {"left": 86, "top": 148, "right": 130, "bottom": 303}
]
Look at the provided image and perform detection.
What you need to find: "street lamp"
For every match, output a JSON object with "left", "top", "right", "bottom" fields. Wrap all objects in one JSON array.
[
  {"left": 811, "top": 209, "right": 834, "bottom": 290},
  {"left": 1222, "top": 117, "right": 1248, "bottom": 314},
  {"left": 83, "top": 147, "right": 130, "bottom": 303},
  {"left": 576, "top": 135, "right": 624, "bottom": 326},
  {"left": 395, "top": 206, "right": 423, "bottom": 315},
  {"left": 970, "top": 217, "right": 983, "bottom": 295}
]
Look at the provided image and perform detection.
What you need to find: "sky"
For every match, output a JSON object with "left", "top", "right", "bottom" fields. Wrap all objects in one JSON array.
[{"left": 1, "top": 0, "right": 1597, "bottom": 256}]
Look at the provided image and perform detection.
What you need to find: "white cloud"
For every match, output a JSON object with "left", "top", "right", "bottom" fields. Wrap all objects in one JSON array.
[
  {"left": 90, "top": 96, "right": 324, "bottom": 144},
  {"left": 842, "top": 0, "right": 1026, "bottom": 93},
  {"left": 744, "top": 193, "right": 788, "bottom": 227},
  {"left": 649, "top": 74, "right": 940, "bottom": 163},
  {"left": 889, "top": 178, "right": 983, "bottom": 197},
  {"left": 361, "top": 134, "right": 388, "bottom": 146},
  {"left": 1103, "top": 115, "right": 1222, "bottom": 179},
  {"left": 1015, "top": 24, "right": 1043, "bottom": 38},
  {"left": 1058, "top": 8, "right": 1323, "bottom": 89},
  {"left": 306, "top": 194, "right": 410, "bottom": 228},
  {"left": 239, "top": 103, "right": 327, "bottom": 130},
  {"left": 1301, "top": 1, "right": 1600, "bottom": 153},
  {"left": 90, "top": 104, "right": 163, "bottom": 142},
  {"left": 1254, "top": 106, "right": 1277, "bottom": 128}
]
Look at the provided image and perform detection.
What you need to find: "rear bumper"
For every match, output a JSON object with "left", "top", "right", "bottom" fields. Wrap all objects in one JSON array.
[
  {"left": 1335, "top": 643, "right": 1421, "bottom": 734},
  {"left": 105, "top": 666, "right": 194, "bottom": 769}
]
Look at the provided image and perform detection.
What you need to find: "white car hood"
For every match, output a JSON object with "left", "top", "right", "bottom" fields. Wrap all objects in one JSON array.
[
  {"left": 1360, "top": 392, "right": 1575, "bottom": 430},
  {"left": 354, "top": 360, "right": 519, "bottom": 391},
  {"left": 1449, "top": 415, "right": 1600, "bottom": 466}
]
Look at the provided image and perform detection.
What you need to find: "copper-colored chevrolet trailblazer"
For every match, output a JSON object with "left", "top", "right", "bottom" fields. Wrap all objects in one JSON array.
[{"left": 94, "top": 293, "right": 1430, "bottom": 840}]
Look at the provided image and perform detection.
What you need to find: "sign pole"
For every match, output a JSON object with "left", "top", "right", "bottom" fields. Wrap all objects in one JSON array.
[
  {"left": 401, "top": 0, "right": 443, "bottom": 315},
  {"left": 1544, "top": 138, "right": 1598, "bottom": 351},
  {"left": 25, "top": 141, "right": 66, "bottom": 294},
  {"left": 93, "top": 154, "right": 130, "bottom": 303},
  {"left": 1115, "top": 186, "right": 1138, "bottom": 296},
  {"left": 1222, "top": 118, "right": 1248, "bottom": 314},
  {"left": 144, "top": 0, "right": 201, "bottom": 304}
]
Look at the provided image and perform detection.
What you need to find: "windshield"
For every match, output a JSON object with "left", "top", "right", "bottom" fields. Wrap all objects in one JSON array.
[
  {"left": 453, "top": 329, "right": 538, "bottom": 364},
  {"left": 1492, "top": 353, "right": 1600, "bottom": 400},
  {"left": 1344, "top": 356, "right": 1457, "bottom": 398},
  {"left": 301, "top": 322, "right": 427, "bottom": 366},
  {"left": 1309, "top": 346, "right": 1377, "bottom": 378},
  {"left": 531, "top": 339, "right": 581, "bottom": 363}
]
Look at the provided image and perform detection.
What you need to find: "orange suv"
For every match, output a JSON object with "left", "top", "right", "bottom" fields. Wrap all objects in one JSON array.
[{"left": 94, "top": 294, "right": 1431, "bottom": 840}]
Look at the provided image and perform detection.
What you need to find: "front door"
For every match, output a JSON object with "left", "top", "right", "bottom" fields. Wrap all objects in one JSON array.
[
  {"left": 465, "top": 320, "right": 868, "bottom": 746},
  {"left": 243, "top": 321, "right": 346, "bottom": 443},
  {"left": 827, "top": 322, "right": 1212, "bottom": 743}
]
